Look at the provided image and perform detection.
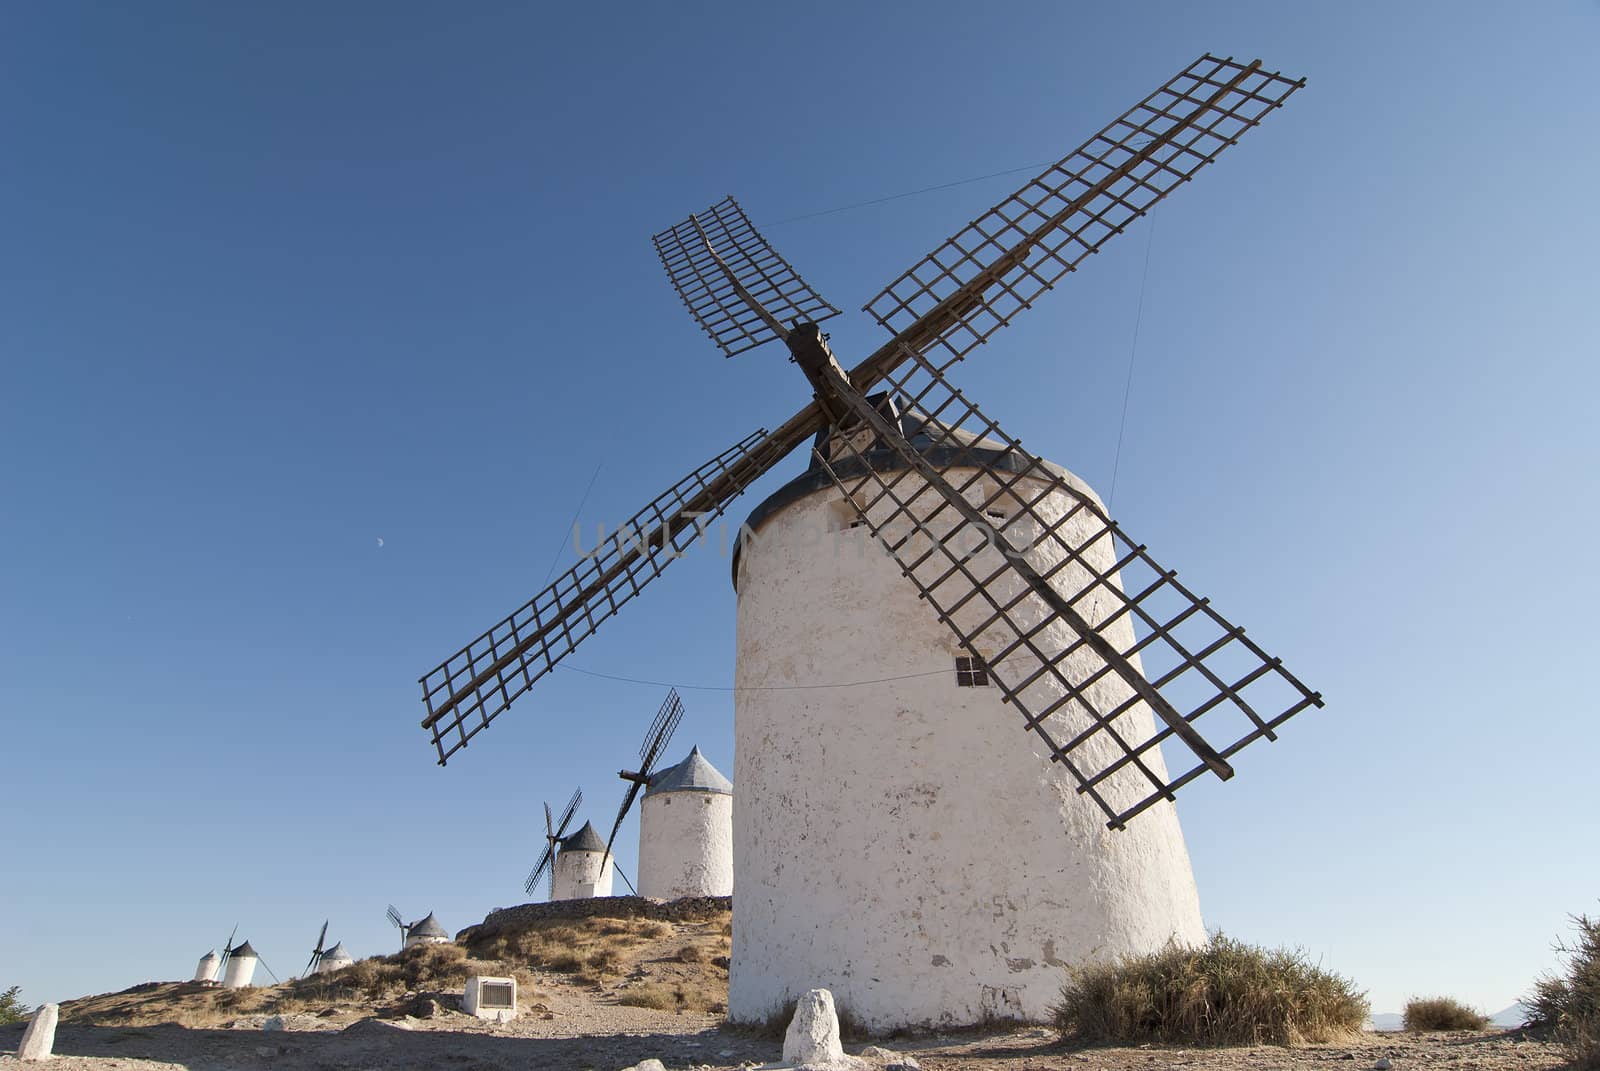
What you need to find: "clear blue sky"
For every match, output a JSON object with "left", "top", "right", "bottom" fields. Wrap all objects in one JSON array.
[{"left": 3, "top": 1, "right": 1596, "bottom": 1017}]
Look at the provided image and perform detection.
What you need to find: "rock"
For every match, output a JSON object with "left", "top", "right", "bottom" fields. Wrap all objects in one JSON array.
[
  {"left": 263, "top": 1015, "right": 286, "bottom": 1030},
  {"left": 406, "top": 996, "right": 442, "bottom": 1019},
  {"left": 620, "top": 1060, "right": 667, "bottom": 1071},
  {"left": 262, "top": 1013, "right": 324, "bottom": 1032},
  {"left": 1375, "top": 1060, "right": 1393, "bottom": 1071},
  {"left": 859, "top": 1046, "right": 920, "bottom": 1068},
  {"left": 784, "top": 989, "right": 845, "bottom": 1067},
  {"left": 18, "top": 1003, "right": 59, "bottom": 1062}
]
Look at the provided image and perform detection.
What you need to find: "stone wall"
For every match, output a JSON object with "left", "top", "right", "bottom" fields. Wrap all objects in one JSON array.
[{"left": 460, "top": 895, "right": 731, "bottom": 942}]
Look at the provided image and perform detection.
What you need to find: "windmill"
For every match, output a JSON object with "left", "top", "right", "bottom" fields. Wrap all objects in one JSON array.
[
  {"left": 302, "top": 920, "right": 330, "bottom": 977},
  {"left": 417, "top": 54, "right": 1323, "bottom": 1026},
  {"left": 524, "top": 787, "right": 582, "bottom": 897},
  {"left": 602, "top": 688, "right": 686, "bottom": 871}
]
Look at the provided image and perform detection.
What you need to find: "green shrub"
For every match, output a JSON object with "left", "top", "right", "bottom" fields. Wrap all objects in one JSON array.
[
  {"left": 1402, "top": 996, "right": 1489, "bottom": 1031},
  {"left": 1526, "top": 910, "right": 1600, "bottom": 1069},
  {"left": 1052, "top": 933, "right": 1368, "bottom": 1046},
  {"left": 0, "top": 986, "right": 29, "bottom": 1025}
]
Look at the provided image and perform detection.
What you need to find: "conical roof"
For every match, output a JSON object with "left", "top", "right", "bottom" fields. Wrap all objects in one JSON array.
[
  {"left": 646, "top": 746, "right": 732, "bottom": 796},
  {"left": 230, "top": 941, "right": 257, "bottom": 958},
  {"left": 408, "top": 912, "right": 449, "bottom": 939},
  {"left": 323, "top": 941, "right": 352, "bottom": 960},
  {"left": 559, "top": 819, "right": 607, "bottom": 854}
]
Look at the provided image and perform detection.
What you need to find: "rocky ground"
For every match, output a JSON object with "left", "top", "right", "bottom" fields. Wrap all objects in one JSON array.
[
  {"left": 0, "top": 1018, "right": 1570, "bottom": 1071},
  {"left": 1, "top": 900, "right": 1570, "bottom": 1071}
]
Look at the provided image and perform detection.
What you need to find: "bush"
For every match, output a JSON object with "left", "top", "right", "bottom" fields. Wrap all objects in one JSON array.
[
  {"left": 1402, "top": 996, "right": 1489, "bottom": 1031},
  {"left": 0, "top": 986, "right": 29, "bottom": 1025},
  {"left": 1526, "top": 910, "right": 1600, "bottom": 1069},
  {"left": 1052, "top": 934, "right": 1369, "bottom": 1047}
]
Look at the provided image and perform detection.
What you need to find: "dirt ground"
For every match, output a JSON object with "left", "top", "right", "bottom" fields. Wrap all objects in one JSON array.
[
  {"left": 3, "top": 902, "right": 1571, "bottom": 1071},
  {"left": 0, "top": 1019, "right": 1570, "bottom": 1071}
]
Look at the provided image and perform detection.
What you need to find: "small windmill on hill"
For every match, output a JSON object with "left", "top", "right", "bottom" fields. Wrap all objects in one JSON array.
[{"left": 417, "top": 53, "right": 1323, "bottom": 1027}]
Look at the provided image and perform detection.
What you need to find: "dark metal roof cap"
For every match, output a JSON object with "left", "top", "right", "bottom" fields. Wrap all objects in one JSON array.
[
  {"left": 646, "top": 746, "right": 732, "bottom": 796},
  {"left": 559, "top": 820, "right": 607, "bottom": 854},
  {"left": 323, "top": 942, "right": 351, "bottom": 959},
  {"left": 408, "top": 912, "right": 449, "bottom": 938},
  {"left": 732, "top": 404, "right": 1091, "bottom": 591},
  {"left": 230, "top": 941, "right": 257, "bottom": 958}
]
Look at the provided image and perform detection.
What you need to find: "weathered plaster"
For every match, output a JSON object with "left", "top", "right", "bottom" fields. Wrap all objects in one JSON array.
[
  {"left": 552, "top": 848, "right": 615, "bottom": 900},
  {"left": 728, "top": 464, "right": 1206, "bottom": 1030},
  {"left": 639, "top": 790, "right": 734, "bottom": 899}
]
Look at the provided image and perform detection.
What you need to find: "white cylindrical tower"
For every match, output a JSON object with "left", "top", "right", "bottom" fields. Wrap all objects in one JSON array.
[
  {"left": 403, "top": 913, "right": 450, "bottom": 950},
  {"left": 193, "top": 949, "right": 221, "bottom": 983},
  {"left": 317, "top": 941, "right": 354, "bottom": 973},
  {"left": 222, "top": 942, "right": 258, "bottom": 989},
  {"left": 638, "top": 745, "right": 734, "bottom": 900},
  {"left": 550, "top": 821, "right": 615, "bottom": 900},
  {"left": 727, "top": 420, "right": 1206, "bottom": 1031}
]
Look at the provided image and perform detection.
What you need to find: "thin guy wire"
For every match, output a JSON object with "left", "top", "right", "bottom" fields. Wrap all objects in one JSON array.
[
  {"left": 540, "top": 463, "right": 603, "bottom": 587},
  {"left": 1108, "top": 215, "right": 1156, "bottom": 509},
  {"left": 766, "top": 162, "right": 1052, "bottom": 226}
]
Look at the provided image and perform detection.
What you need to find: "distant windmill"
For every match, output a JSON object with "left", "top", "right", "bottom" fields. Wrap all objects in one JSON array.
[
  {"left": 387, "top": 906, "right": 449, "bottom": 950},
  {"left": 524, "top": 787, "right": 582, "bottom": 898},
  {"left": 302, "top": 920, "right": 331, "bottom": 977},
  {"left": 603, "top": 689, "right": 686, "bottom": 867}
]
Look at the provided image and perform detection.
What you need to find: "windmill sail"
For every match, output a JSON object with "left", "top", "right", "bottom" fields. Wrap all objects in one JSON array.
[
  {"left": 419, "top": 431, "right": 795, "bottom": 764},
  {"left": 526, "top": 787, "right": 581, "bottom": 896},
  {"left": 604, "top": 689, "right": 685, "bottom": 863},
  {"left": 654, "top": 196, "right": 842, "bottom": 357},
  {"left": 812, "top": 347, "right": 1321, "bottom": 828},
  {"left": 860, "top": 54, "right": 1305, "bottom": 376}
]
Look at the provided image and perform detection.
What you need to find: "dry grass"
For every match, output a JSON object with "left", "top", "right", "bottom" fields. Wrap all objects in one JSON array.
[
  {"left": 1527, "top": 910, "right": 1600, "bottom": 1070},
  {"left": 466, "top": 916, "right": 665, "bottom": 984},
  {"left": 1402, "top": 996, "right": 1489, "bottom": 1031},
  {"left": 59, "top": 906, "right": 734, "bottom": 1031},
  {"left": 736, "top": 997, "right": 868, "bottom": 1042},
  {"left": 1052, "top": 934, "right": 1369, "bottom": 1047}
]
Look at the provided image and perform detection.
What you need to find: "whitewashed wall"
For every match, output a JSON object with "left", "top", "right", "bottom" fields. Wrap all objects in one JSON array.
[
  {"left": 639, "top": 790, "right": 734, "bottom": 899},
  {"left": 193, "top": 951, "right": 220, "bottom": 983},
  {"left": 729, "top": 465, "right": 1206, "bottom": 1031},
  {"left": 221, "top": 952, "right": 257, "bottom": 989},
  {"left": 552, "top": 849, "right": 615, "bottom": 900}
]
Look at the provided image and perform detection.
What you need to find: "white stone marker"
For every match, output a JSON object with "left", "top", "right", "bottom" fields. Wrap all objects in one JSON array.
[
  {"left": 782, "top": 988, "right": 844, "bottom": 1067},
  {"left": 18, "top": 1002, "right": 59, "bottom": 1062}
]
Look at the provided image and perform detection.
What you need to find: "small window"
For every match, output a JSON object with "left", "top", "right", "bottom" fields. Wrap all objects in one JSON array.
[{"left": 955, "top": 655, "right": 989, "bottom": 687}]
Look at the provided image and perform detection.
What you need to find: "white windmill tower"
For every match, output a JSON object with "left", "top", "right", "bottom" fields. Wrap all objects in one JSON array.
[
  {"left": 415, "top": 55, "right": 1321, "bottom": 1031},
  {"left": 551, "top": 822, "right": 614, "bottom": 900},
  {"left": 221, "top": 940, "right": 258, "bottom": 989},
  {"left": 601, "top": 690, "right": 731, "bottom": 900},
  {"left": 638, "top": 746, "right": 732, "bottom": 900},
  {"left": 193, "top": 949, "right": 222, "bottom": 984}
]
